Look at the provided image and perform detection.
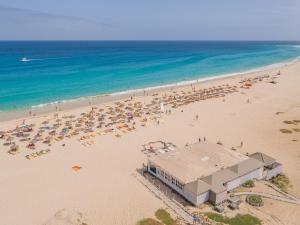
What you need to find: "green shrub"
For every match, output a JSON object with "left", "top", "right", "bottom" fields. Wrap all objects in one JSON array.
[
  {"left": 243, "top": 180, "right": 255, "bottom": 188},
  {"left": 293, "top": 128, "right": 300, "bottom": 132},
  {"left": 204, "top": 212, "right": 261, "bottom": 225},
  {"left": 272, "top": 174, "right": 292, "bottom": 193},
  {"left": 137, "top": 218, "right": 162, "bottom": 225},
  {"left": 246, "top": 195, "right": 263, "bottom": 207},
  {"left": 155, "top": 209, "right": 178, "bottom": 225},
  {"left": 283, "top": 120, "right": 294, "bottom": 124}
]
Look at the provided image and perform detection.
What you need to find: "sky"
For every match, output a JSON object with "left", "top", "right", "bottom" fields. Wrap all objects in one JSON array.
[{"left": 0, "top": 0, "right": 299, "bottom": 40}]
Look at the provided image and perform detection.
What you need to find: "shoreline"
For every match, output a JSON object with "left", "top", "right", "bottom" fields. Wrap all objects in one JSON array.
[{"left": 0, "top": 56, "right": 299, "bottom": 122}]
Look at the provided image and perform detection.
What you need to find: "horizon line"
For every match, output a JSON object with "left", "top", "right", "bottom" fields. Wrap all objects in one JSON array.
[{"left": 0, "top": 39, "right": 300, "bottom": 42}]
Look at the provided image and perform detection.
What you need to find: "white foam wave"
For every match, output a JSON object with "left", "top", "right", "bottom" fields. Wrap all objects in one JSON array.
[
  {"left": 28, "top": 56, "right": 300, "bottom": 111},
  {"left": 21, "top": 57, "right": 71, "bottom": 62}
]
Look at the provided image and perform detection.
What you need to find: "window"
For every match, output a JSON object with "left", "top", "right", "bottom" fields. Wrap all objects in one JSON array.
[
  {"left": 176, "top": 180, "right": 183, "bottom": 190},
  {"left": 171, "top": 177, "right": 175, "bottom": 184},
  {"left": 165, "top": 173, "right": 170, "bottom": 181},
  {"left": 149, "top": 166, "right": 156, "bottom": 174}
]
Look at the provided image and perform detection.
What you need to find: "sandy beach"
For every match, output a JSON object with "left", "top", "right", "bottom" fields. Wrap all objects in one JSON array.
[{"left": 0, "top": 60, "right": 300, "bottom": 225}]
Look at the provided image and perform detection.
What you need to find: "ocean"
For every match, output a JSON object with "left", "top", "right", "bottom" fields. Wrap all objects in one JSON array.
[{"left": 0, "top": 41, "right": 300, "bottom": 111}]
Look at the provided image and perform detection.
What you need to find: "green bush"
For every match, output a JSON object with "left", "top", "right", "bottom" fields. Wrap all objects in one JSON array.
[
  {"left": 155, "top": 209, "right": 178, "bottom": 225},
  {"left": 272, "top": 174, "right": 292, "bottom": 193},
  {"left": 243, "top": 180, "right": 255, "bottom": 188},
  {"left": 204, "top": 212, "right": 261, "bottom": 225},
  {"left": 246, "top": 195, "right": 264, "bottom": 207},
  {"left": 137, "top": 218, "right": 162, "bottom": 225}
]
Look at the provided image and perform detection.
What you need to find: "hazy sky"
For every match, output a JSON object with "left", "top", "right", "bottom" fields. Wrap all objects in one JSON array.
[{"left": 0, "top": 0, "right": 299, "bottom": 40}]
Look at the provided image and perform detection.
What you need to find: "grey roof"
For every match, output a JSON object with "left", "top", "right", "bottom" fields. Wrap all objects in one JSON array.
[
  {"left": 249, "top": 152, "right": 276, "bottom": 167},
  {"left": 184, "top": 158, "right": 265, "bottom": 195},
  {"left": 201, "top": 169, "right": 237, "bottom": 193},
  {"left": 201, "top": 169, "right": 236, "bottom": 186},
  {"left": 184, "top": 179, "right": 211, "bottom": 195},
  {"left": 227, "top": 158, "right": 264, "bottom": 176}
]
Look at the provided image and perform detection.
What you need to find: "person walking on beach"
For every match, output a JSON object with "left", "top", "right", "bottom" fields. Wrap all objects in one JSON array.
[
  {"left": 196, "top": 114, "right": 199, "bottom": 120},
  {"left": 204, "top": 136, "right": 206, "bottom": 142},
  {"left": 240, "top": 141, "right": 244, "bottom": 148},
  {"left": 198, "top": 137, "right": 201, "bottom": 142}
]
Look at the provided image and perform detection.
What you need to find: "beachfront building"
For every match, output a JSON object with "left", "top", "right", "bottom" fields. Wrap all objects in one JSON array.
[{"left": 146, "top": 142, "right": 282, "bottom": 206}]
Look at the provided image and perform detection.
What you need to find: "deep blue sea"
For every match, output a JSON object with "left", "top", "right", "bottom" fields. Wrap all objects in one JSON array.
[{"left": 0, "top": 41, "right": 300, "bottom": 111}]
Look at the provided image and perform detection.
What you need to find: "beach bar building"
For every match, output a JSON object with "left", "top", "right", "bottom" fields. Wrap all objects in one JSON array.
[{"left": 147, "top": 142, "right": 282, "bottom": 206}]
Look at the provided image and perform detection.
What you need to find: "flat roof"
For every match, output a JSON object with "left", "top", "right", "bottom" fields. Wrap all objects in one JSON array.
[{"left": 148, "top": 142, "right": 248, "bottom": 184}]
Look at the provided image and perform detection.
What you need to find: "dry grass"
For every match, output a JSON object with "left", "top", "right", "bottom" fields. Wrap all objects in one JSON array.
[
  {"left": 155, "top": 209, "right": 178, "bottom": 225},
  {"left": 283, "top": 120, "right": 300, "bottom": 125},
  {"left": 280, "top": 129, "right": 293, "bottom": 134},
  {"left": 137, "top": 218, "right": 162, "bottom": 225},
  {"left": 272, "top": 174, "right": 292, "bottom": 193},
  {"left": 204, "top": 213, "right": 261, "bottom": 225}
]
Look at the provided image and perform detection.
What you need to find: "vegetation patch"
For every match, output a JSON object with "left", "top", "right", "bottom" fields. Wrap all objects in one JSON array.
[
  {"left": 280, "top": 129, "right": 292, "bottom": 134},
  {"left": 246, "top": 195, "right": 264, "bottom": 207},
  {"left": 243, "top": 180, "right": 255, "bottom": 188},
  {"left": 293, "top": 128, "right": 300, "bottom": 132},
  {"left": 155, "top": 209, "right": 178, "bottom": 225},
  {"left": 283, "top": 120, "right": 296, "bottom": 125},
  {"left": 204, "top": 212, "right": 261, "bottom": 225},
  {"left": 137, "top": 218, "right": 162, "bottom": 225},
  {"left": 275, "top": 112, "right": 284, "bottom": 115},
  {"left": 293, "top": 119, "right": 300, "bottom": 124},
  {"left": 272, "top": 174, "right": 292, "bottom": 193}
]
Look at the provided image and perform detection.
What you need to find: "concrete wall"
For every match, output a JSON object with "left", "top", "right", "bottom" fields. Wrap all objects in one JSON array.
[
  {"left": 209, "top": 190, "right": 228, "bottom": 205},
  {"left": 226, "top": 167, "right": 263, "bottom": 191},
  {"left": 214, "top": 191, "right": 228, "bottom": 205},
  {"left": 266, "top": 164, "right": 283, "bottom": 180}
]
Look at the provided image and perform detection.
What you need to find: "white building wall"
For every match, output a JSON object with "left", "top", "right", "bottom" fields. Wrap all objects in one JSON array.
[
  {"left": 266, "top": 164, "right": 283, "bottom": 180},
  {"left": 196, "top": 191, "right": 210, "bottom": 205},
  {"left": 147, "top": 166, "right": 197, "bottom": 204},
  {"left": 226, "top": 168, "right": 263, "bottom": 191}
]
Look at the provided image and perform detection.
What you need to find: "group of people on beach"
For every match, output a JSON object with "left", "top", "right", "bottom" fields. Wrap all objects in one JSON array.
[{"left": 0, "top": 72, "right": 280, "bottom": 158}]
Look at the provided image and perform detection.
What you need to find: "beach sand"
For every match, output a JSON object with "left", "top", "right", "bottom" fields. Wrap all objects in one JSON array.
[{"left": 0, "top": 61, "right": 299, "bottom": 225}]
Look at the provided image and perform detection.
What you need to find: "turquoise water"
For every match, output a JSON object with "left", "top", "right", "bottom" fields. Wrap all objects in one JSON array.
[{"left": 0, "top": 41, "right": 300, "bottom": 111}]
